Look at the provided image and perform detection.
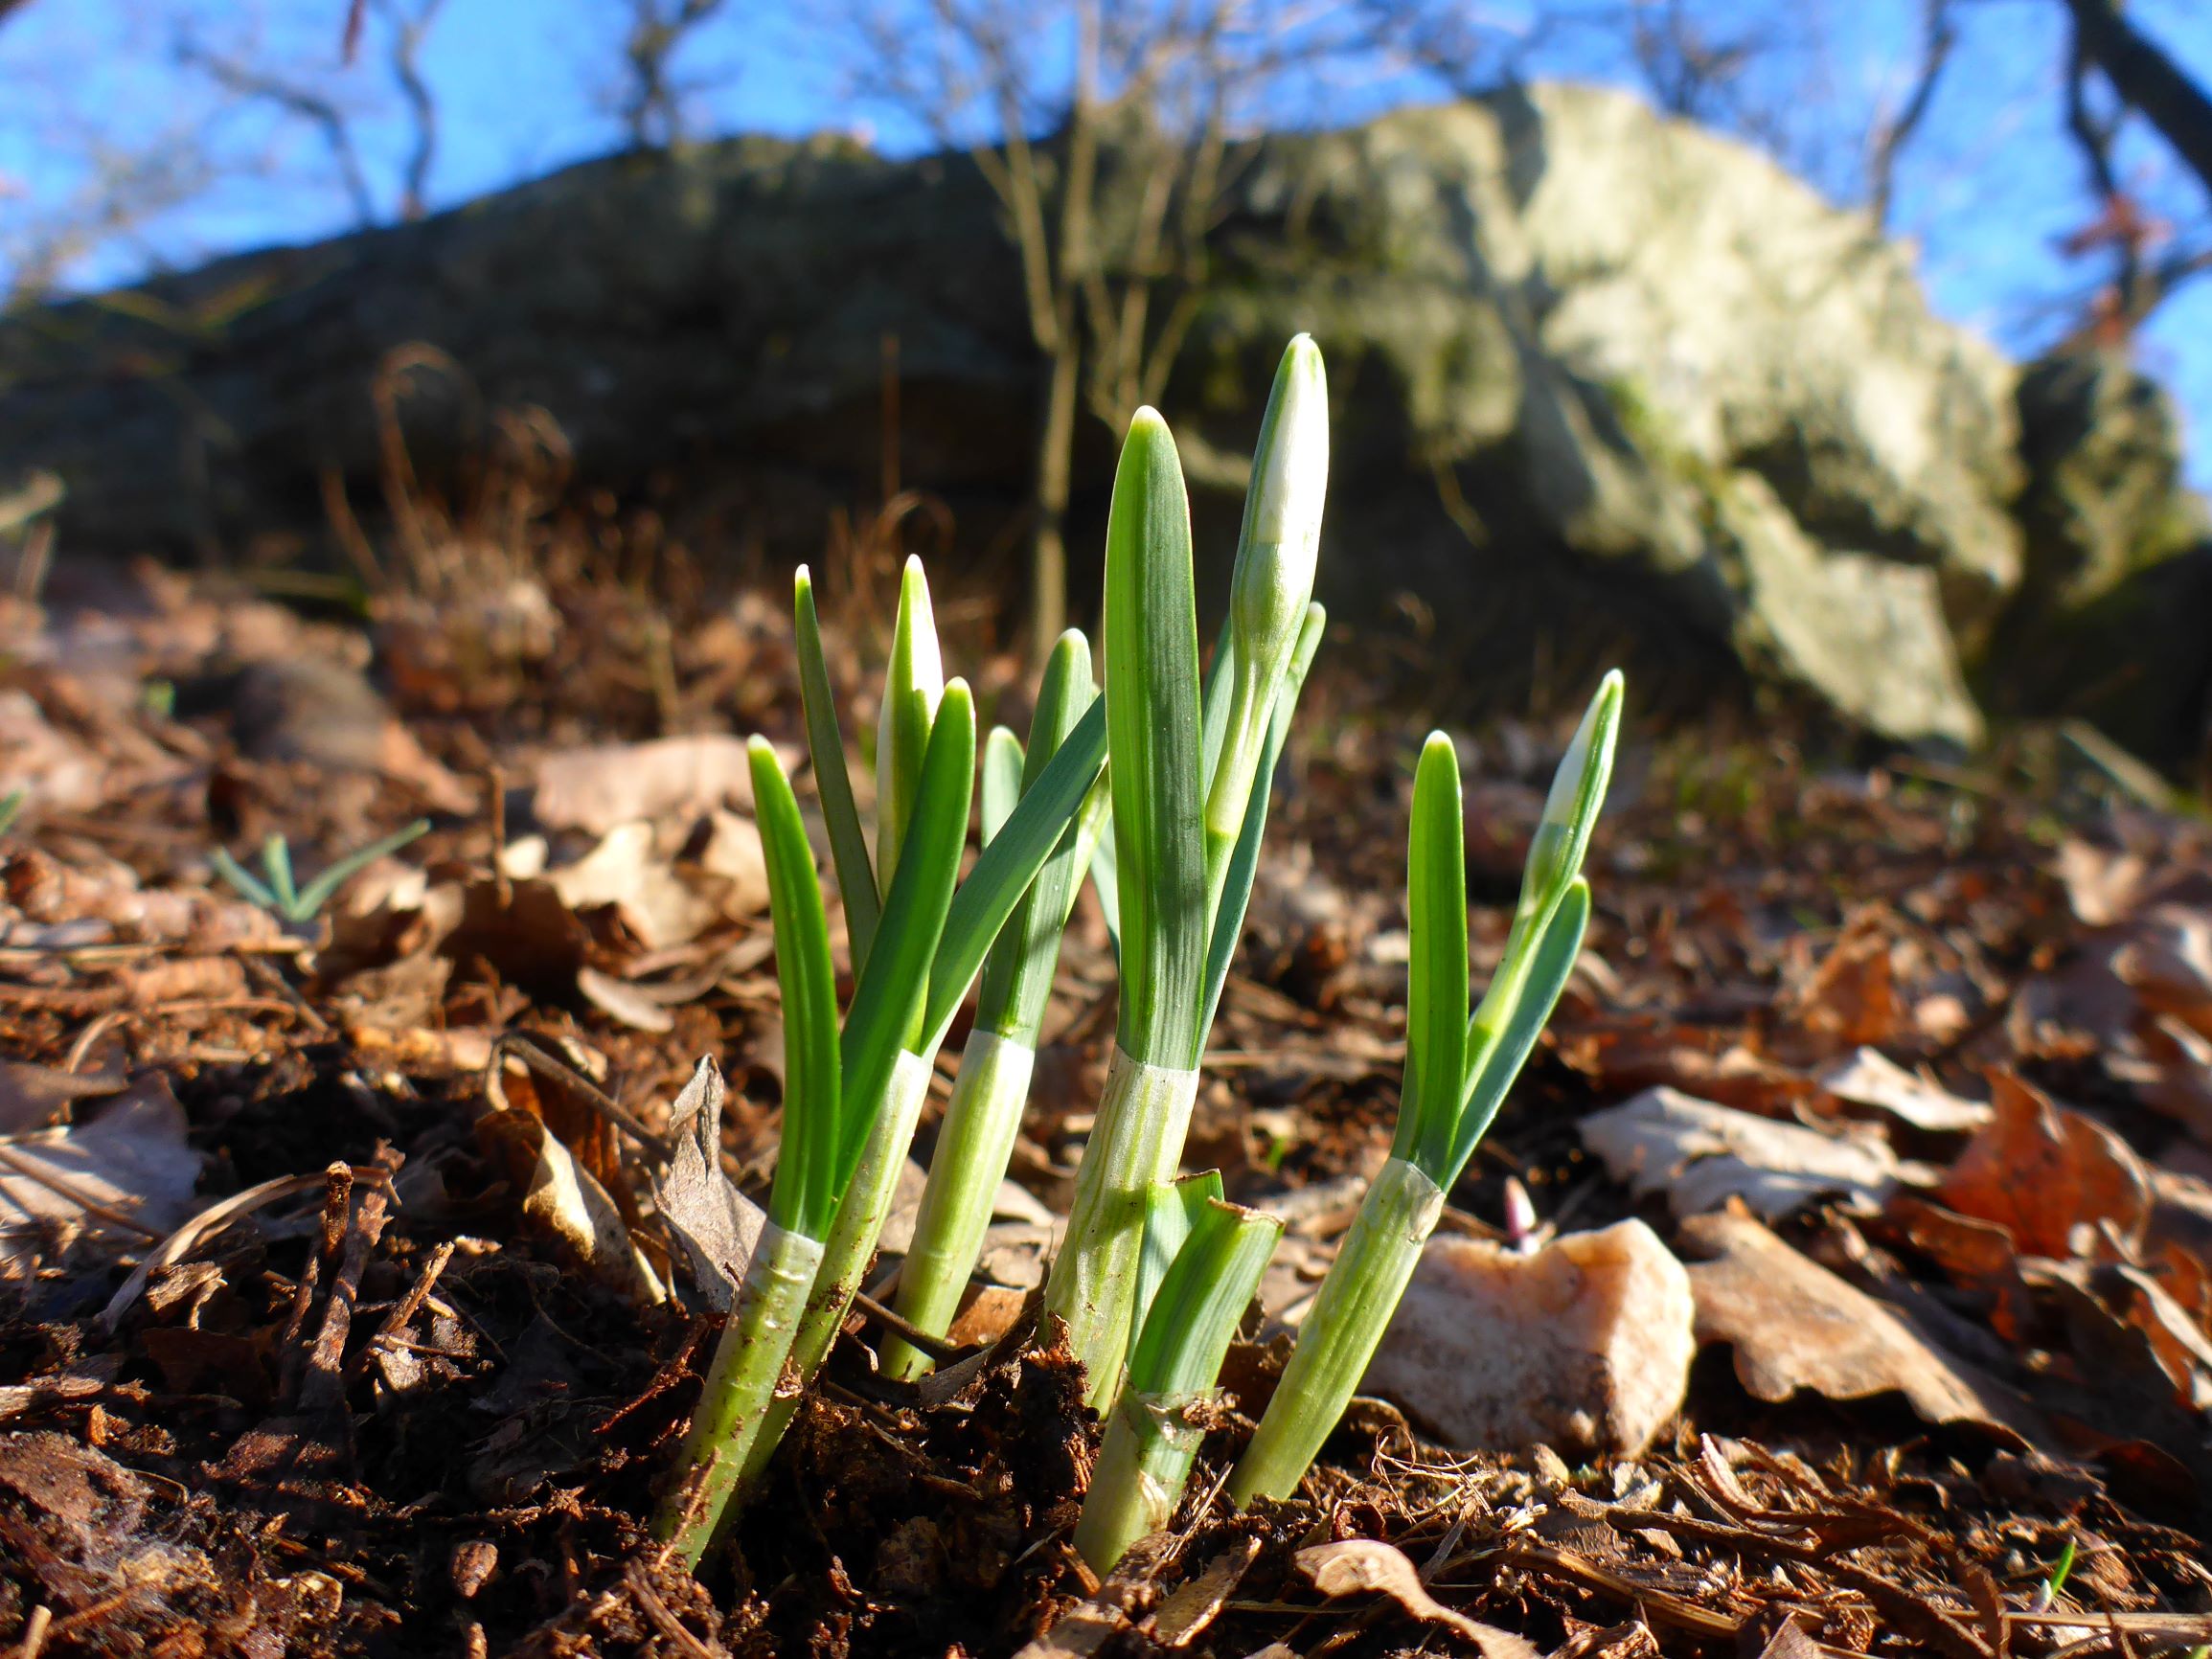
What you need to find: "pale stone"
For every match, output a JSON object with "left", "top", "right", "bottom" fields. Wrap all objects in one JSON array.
[{"left": 1362, "top": 1218, "right": 1694, "bottom": 1458}]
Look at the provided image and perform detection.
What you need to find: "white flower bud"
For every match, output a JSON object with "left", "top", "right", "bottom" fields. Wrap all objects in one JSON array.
[
  {"left": 1229, "top": 335, "right": 1329, "bottom": 671},
  {"left": 877, "top": 555, "right": 944, "bottom": 889},
  {"left": 1209, "top": 337, "right": 1329, "bottom": 842},
  {"left": 1521, "top": 670, "right": 1623, "bottom": 917}
]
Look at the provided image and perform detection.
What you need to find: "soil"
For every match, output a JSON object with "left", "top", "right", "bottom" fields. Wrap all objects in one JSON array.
[{"left": 1, "top": 558, "right": 2209, "bottom": 1657}]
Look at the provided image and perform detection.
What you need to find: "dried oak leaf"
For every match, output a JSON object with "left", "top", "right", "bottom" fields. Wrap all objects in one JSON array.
[
  {"left": 650, "top": 1056, "right": 765, "bottom": 1308},
  {"left": 1678, "top": 1210, "right": 2031, "bottom": 1441},
  {"left": 533, "top": 735, "right": 778, "bottom": 836},
  {"left": 478, "top": 1105, "right": 665, "bottom": 1306},
  {"left": 1581, "top": 1086, "right": 1907, "bottom": 1219},
  {"left": 1295, "top": 1539, "right": 1537, "bottom": 1657},
  {"left": 1937, "top": 1074, "right": 2150, "bottom": 1260},
  {"left": 0, "top": 1076, "right": 202, "bottom": 1283},
  {"left": 1818, "top": 1048, "right": 1990, "bottom": 1134}
]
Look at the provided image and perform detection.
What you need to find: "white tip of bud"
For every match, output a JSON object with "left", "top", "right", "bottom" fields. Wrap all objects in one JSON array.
[
  {"left": 1231, "top": 336, "right": 1330, "bottom": 670},
  {"left": 1539, "top": 670, "right": 1622, "bottom": 836},
  {"left": 1247, "top": 335, "right": 1329, "bottom": 555},
  {"left": 883, "top": 556, "right": 944, "bottom": 725},
  {"left": 1522, "top": 670, "right": 1623, "bottom": 914},
  {"left": 1501, "top": 1175, "right": 1538, "bottom": 1250},
  {"left": 877, "top": 557, "right": 946, "bottom": 885}
]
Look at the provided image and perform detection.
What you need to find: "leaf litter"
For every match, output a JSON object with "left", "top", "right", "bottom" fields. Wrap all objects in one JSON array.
[{"left": 0, "top": 557, "right": 2208, "bottom": 1654}]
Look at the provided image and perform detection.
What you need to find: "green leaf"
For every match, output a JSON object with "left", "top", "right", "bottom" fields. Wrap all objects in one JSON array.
[
  {"left": 795, "top": 566, "right": 880, "bottom": 974},
  {"left": 1126, "top": 1196, "right": 1281, "bottom": 1398},
  {"left": 262, "top": 834, "right": 297, "bottom": 915},
  {"left": 1448, "top": 877, "right": 1590, "bottom": 1186},
  {"left": 877, "top": 556, "right": 945, "bottom": 896},
  {"left": 210, "top": 847, "right": 278, "bottom": 912},
  {"left": 838, "top": 681, "right": 975, "bottom": 1185},
  {"left": 922, "top": 696, "right": 1107, "bottom": 1052},
  {"left": 1199, "top": 602, "right": 1324, "bottom": 1036},
  {"left": 973, "top": 631, "right": 1100, "bottom": 1037},
  {"left": 1398, "top": 734, "right": 1469, "bottom": 1174},
  {"left": 749, "top": 738, "right": 844, "bottom": 1239},
  {"left": 291, "top": 820, "right": 432, "bottom": 918},
  {"left": 1133, "top": 1170, "right": 1223, "bottom": 1363},
  {"left": 1105, "top": 410, "right": 1206, "bottom": 1069},
  {"left": 1089, "top": 813, "right": 1122, "bottom": 961},
  {"left": 981, "top": 728, "right": 1025, "bottom": 846}
]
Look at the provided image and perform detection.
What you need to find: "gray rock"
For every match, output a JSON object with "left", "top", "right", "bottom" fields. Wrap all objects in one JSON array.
[
  {"left": 1980, "top": 352, "right": 2211, "bottom": 769},
  {"left": 1362, "top": 1218, "right": 1695, "bottom": 1458}
]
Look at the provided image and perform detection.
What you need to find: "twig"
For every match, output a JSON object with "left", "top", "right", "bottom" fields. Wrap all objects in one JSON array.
[
  {"left": 299, "top": 1149, "right": 402, "bottom": 1413},
  {"left": 489, "top": 1033, "right": 672, "bottom": 1162},
  {"left": 851, "top": 1289, "right": 964, "bottom": 1365}
]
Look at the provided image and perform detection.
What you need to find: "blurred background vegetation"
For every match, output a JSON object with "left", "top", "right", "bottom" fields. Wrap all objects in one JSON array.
[{"left": 0, "top": 0, "right": 2207, "bottom": 784}]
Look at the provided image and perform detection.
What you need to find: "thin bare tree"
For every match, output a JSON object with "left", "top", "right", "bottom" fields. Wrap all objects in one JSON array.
[
  {"left": 173, "top": 29, "right": 380, "bottom": 226},
  {"left": 172, "top": 1, "right": 446, "bottom": 229},
  {"left": 617, "top": 0, "right": 728, "bottom": 149},
  {"left": 1863, "top": 0, "right": 1956, "bottom": 229},
  {"left": 2052, "top": 0, "right": 2212, "bottom": 339},
  {"left": 848, "top": 0, "right": 1370, "bottom": 654},
  {"left": 375, "top": 0, "right": 445, "bottom": 219}
]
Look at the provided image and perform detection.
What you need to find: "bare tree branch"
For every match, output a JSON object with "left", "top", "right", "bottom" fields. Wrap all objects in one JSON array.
[
  {"left": 2060, "top": 0, "right": 2212, "bottom": 198},
  {"left": 835, "top": 0, "right": 1376, "bottom": 652},
  {"left": 619, "top": 0, "right": 727, "bottom": 149},
  {"left": 1865, "top": 0, "right": 1955, "bottom": 228},
  {"left": 372, "top": 0, "right": 445, "bottom": 219},
  {"left": 173, "top": 33, "right": 377, "bottom": 227}
]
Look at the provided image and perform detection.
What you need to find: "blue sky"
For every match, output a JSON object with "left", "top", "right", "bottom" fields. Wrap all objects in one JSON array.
[{"left": 2, "top": 0, "right": 2206, "bottom": 487}]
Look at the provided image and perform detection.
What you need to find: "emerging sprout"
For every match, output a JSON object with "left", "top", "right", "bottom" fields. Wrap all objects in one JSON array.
[
  {"left": 1073, "top": 1174, "right": 1279, "bottom": 1572},
  {"left": 1209, "top": 335, "right": 1328, "bottom": 845},
  {"left": 1227, "top": 674, "right": 1621, "bottom": 1509},
  {"left": 656, "top": 568, "right": 1112, "bottom": 1563},
  {"left": 1042, "top": 387, "right": 1329, "bottom": 1407},
  {"left": 212, "top": 821, "right": 431, "bottom": 924}
]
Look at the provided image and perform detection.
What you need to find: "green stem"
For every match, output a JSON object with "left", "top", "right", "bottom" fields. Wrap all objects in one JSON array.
[
  {"left": 653, "top": 1221, "right": 826, "bottom": 1564},
  {"left": 1071, "top": 1388, "right": 1212, "bottom": 1572},
  {"left": 881, "top": 1031, "right": 1037, "bottom": 1379},
  {"left": 736, "top": 1047, "right": 934, "bottom": 1490},
  {"left": 1041, "top": 1048, "right": 1200, "bottom": 1408},
  {"left": 1227, "top": 1157, "right": 1443, "bottom": 1507}
]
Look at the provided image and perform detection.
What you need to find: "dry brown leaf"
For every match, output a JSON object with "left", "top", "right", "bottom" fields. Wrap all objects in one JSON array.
[
  {"left": 1937, "top": 1074, "right": 2150, "bottom": 1260},
  {"left": 650, "top": 1057, "right": 765, "bottom": 1309},
  {"left": 2116, "top": 903, "right": 2212, "bottom": 1037},
  {"left": 1679, "top": 1210, "right": 2028, "bottom": 1439},
  {"left": 533, "top": 735, "right": 776, "bottom": 835},
  {"left": 1818, "top": 1048, "right": 1991, "bottom": 1133},
  {"left": 117, "top": 954, "right": 250, "bottom": 1008},
  {"left": 477, "top": 1106, "right": 664, "bottom": 1306},
  {"left": 0, "top": 1059, "right": 126, "bottom": 1135},
  {"left": 1788, "top": 915, "right": 1903, "bottom": 1050},
  {"left": 1581, "top": 1086, "right": 1907, "bottom": 1218},
  {"left": 576, "top": 966, "right": 676, "bottom": 1033},
  {"left": 549, "top": 822, "right": 727, "bottom": 950},
  {"left": 1295, "top": 1539, "right": 1538, "bottom": 1657},
  {"left": 0, "top": 689, "right": 105, "bottom": 810},
  {"left": 2056, "top": 837, "right": 2148, "bottom": 926},
  {"left": 1144, "top": 1538, "right": 1261, "bottom": 1649},
  {"left": 0, "top": 1076, "right": 202, "bottom": 1283},
  {"left": 2109, "top": 1264, "right": 2212, "bottom": 1406}
]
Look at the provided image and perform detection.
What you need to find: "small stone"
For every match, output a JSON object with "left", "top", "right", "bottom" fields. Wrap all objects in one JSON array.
[
  {"left": 1361, "top": 1218, "right": 1695, "bottom": 1458},
  {"left": 449, "top": 1539, "right": 497, "bottom": 1599}
]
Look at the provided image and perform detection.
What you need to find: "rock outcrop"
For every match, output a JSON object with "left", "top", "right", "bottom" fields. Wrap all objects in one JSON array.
[{"left": 1, "top": 84, "right": 2202, "bottom": 756}]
